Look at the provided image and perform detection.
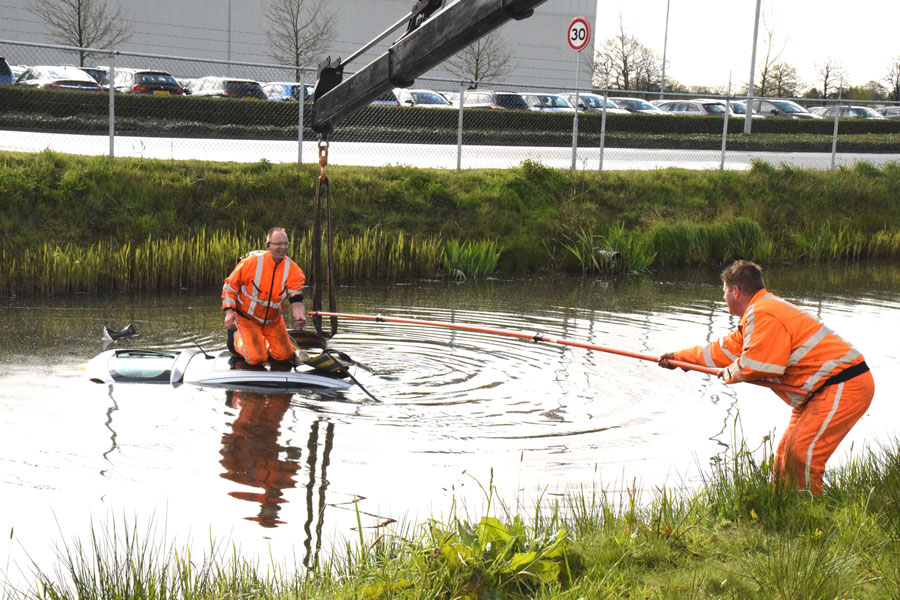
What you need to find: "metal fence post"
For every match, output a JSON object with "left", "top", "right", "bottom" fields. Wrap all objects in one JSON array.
[
  {"left": 720, "top": 78, "right": 731, "bottom": 170},
  {"left": 598, "top": 77, "right": 609, "bottom": 172},
  {"left": 108, "top": 53, "right": 115, "bottom": 158},
  {"left": 456, "top": 80, "right": 466, "bottom": 171},
  {"left": 830, "top": 94, "right": 842, "bottom": 171},
  {"left": 298, "top": 82, "right": 304, "bottom": 166}
]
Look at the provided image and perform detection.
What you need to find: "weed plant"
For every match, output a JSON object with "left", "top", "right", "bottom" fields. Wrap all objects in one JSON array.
[{"left": 8, "top": 434, "right": 900, "bottom": 599}]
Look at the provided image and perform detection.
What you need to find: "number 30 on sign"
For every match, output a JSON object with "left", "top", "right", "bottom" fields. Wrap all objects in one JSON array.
[{"left": 567, "top": 16, "right": 591, "bottom": 52}]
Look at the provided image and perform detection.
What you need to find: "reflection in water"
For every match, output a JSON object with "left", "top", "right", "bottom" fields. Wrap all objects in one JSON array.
[
  {"left": 101, "top": 385, "right": 119, "bottom": 470},
  {"left": 218, "top": 390, "right": 336, "bottom": 567},
  {"left": 220, "top": 390, "right": 300, "bottom": 528}
]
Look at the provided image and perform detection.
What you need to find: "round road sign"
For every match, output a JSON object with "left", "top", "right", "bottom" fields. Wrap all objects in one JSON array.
[{"left": 567, "top": 16, "right": 591, "bottom": 52}]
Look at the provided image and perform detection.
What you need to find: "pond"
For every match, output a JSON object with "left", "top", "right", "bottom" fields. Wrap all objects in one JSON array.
[{"left": 1, "top": 266, "right": 898, "bottom": 584}]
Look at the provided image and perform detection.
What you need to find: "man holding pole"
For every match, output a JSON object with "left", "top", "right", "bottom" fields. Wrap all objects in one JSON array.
[{"left": 659, "top": 260, "right": 874, "bottom": 496}]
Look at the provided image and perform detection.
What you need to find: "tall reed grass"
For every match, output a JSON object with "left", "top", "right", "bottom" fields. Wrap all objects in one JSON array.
[{"left": 0, "top": 228, "right": 502, "bottom": 298}]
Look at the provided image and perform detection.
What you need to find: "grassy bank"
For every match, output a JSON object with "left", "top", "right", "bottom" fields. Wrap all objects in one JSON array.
[
  {"left": 1, "top": 151, "right": 899, "bottom": 296},
  {"left": 7, "top": 436, "right": 900, "bottom": 599}
]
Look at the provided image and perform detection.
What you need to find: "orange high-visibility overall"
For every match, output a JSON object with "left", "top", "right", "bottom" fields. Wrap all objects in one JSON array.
[
  {"left": 674, "top": 289, "right": 874, "bottom": 496},
  {"left": 222, "top": 250, "right": 305, "bottom": 365}
]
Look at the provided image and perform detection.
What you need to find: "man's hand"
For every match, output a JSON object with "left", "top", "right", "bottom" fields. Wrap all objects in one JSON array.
[
  {"left": 292, "top": 303, "right": 307, "bottom": 329},
  {"left": 658, "top": 352, "right": 676, "bottom": 369},
  {"left": 224, "top": 309, "right": 237, "bottom": 330}
]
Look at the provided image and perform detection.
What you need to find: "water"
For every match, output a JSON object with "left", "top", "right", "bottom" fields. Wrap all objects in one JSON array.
[{"left": 1, "top": 267, "right": 898, "bottom": 584}]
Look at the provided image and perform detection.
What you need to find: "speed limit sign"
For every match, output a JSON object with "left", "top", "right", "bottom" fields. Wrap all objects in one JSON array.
[{"left": 567, "top": 16, "right": 591, "bottom": 52}]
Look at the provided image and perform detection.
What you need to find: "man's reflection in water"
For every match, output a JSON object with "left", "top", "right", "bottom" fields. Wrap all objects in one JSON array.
[
  {"left": 219, "top": 383, "right": 337, "bottom": 566},
  {"left": 220, "top": 389, "right": 299, "bottom": 527}
]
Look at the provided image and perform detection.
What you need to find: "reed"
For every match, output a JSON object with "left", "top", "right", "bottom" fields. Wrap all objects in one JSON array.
[
  {"left": 442, "top": 239, "right": 502, "bottom": 281},
  {"left": 0, "top": 228, "right": 468, "bottom": 298}
]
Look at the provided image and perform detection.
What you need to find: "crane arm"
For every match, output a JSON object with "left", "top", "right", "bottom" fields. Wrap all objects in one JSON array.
[{"left": 311, "top": 0, "right": 550, "bottom": 135}]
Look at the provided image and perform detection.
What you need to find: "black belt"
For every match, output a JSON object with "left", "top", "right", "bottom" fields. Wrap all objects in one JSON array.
[{"left": 810, "top": 361, "right": 869, "bottom": 398}]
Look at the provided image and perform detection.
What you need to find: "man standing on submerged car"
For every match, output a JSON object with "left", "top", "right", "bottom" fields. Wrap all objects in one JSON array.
[
  {"left": 658, "top": 260, "right": 874, "bottom": 497},
  {"left": 222, "top": 227, "right": 307, "bottom": 366}
]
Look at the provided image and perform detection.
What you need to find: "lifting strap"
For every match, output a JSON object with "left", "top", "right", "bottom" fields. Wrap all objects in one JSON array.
[{"left": 311, "top": 138, "right": 339, "bottom": 339}]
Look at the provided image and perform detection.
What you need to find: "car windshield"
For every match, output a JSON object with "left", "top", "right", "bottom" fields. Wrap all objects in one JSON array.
[
  {"left": 731, "top": 102, "right": 747, "bottom": 114},
  {"left": 854, "top": 106, "right": 881, "bottom": 118},
  {"left": 541, "top": 95, "right": 570, "bottom": 108},
  {"left": 702, "top": 103, "right": 727, "bottom": 114},
  {"left": 623, "top": 99, "right": 654, "bottom": 111},
  {"left": 410, "top": 91, "right": 449, "bottom": 105},
  {"left": 495, "top": 94, "right": 529, "bottom": 110},
  {"left": 136, "top": 73, "right": 178, "bottom": 85},
  {"left": 772, "top": 100, "right": 806, "bottom": 114},
  {"left": 224, "top": 81, "right": 264, "bottom": 97}
]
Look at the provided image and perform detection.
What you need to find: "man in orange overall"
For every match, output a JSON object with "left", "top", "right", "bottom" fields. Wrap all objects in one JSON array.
[
  {"left": 659, "top": 260, "right": 874, "bottom": 496},
  {"left": 222, "top": 227, "right": 307, "bottom": 366}
]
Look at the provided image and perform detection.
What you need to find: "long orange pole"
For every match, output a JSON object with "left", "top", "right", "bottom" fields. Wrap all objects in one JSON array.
[{"left": 309, "top": 311, "right": 809, "bottom": 397}]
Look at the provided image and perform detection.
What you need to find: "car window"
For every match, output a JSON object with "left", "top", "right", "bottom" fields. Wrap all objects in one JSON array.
[
  {"left": 136, "top": 73, "right": 178, "bottom": 85},
  {"left": 410, "top": 91, "right": 448, "bottom": 104},
  {"left": 703, "top": 103, "right": 727, "bottom": 114},
  {"left": 495, "top": 94, "right": 529, "bottom": 110}
]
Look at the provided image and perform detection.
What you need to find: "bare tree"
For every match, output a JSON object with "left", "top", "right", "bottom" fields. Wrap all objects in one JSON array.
[
  {"left": 593, "top": 17, "right": 661, "bottom": 91},
  {"left": 769, "top": 62, "right": 802, "bottom": 98},
  {"left": 29, "top": 0, "right": 131, "bottom": 66},
  {"left": 884, "top": 56, "right": 900, "bottom": 101},
  {"left": 816, "top": 57, "right": 847, "bottom": 99},
  {"left": 755, "top": 15, "right": 788, "bottom": 96},
  {"left": 445, "top": 30, "right": 514, "bottom": 83},
  {"left": 264, "top": 0, "right": 336, "bottom": 81}
]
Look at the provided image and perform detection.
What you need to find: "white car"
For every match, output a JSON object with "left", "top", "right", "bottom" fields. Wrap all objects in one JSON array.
[
  {"left": 562, "top": 93, "right": 630, "bottom": 114},
  {"left": 393, "top": 88, "right": 454, "bottom": 108},
  {"left": 518, "top": 93, "right": 576, "bottom": 112}
]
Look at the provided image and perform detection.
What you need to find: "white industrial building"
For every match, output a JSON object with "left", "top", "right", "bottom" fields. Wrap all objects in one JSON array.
[{"left": 1, "top": 0, "right": 597, "bottom": 89}]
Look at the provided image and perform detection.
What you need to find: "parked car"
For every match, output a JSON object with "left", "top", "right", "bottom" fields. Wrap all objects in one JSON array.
[
  {"left": 0, "top": 57, "right": 15, "bottom": 86},
  {"left": 610, "top": 96, "right": 668, "bottom": 115},
  {"left": 561, "top": 93, "right": 629, "bottom": 114},
  {"left": 519, "top": 93, "right": 576, "bottom": 112},
  {"left": 262, "top": 81, "right": 307, "bottom": 102},
  {"left": 10, "top": 64, "right": 28, "bottom": 81},
  {"left": 877, "top": 106, "right": 900, "bottom": 119},
  {"left": 450, "top": 89, "right": 509, "bottom": 110},
  {"left": 730, "top": 100, "right": 766, "bottom": 118},
  {"left": 653, "top": 99, "right": 730, "bottom": 116},
  {"left": 751, "top": 99, "right": 822, "bottom": 119},
  {"left": 370, "top": 89, "right": 400, "bottom": 105},
  {"left": 812, "top": 105, "right": 885, "bottom": 119},
  {"left": 189, "top": 76, "right": 267, "bottom": 99},
  {"left": 80, "top": 66, "right": 108, "bottom": 84},
  {"left": 13, "top": 65, "right": 102, "bottom": 91},
  {"left": 393, "top": 88, "right": 454, "bottom": 108},
  {"left": 107, "top": 68, "right": 184, "bottom": 95}
]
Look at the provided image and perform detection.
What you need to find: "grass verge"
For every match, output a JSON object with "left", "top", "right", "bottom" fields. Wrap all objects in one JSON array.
[{"left": 7, "top": 435, "right": 900, "bottom": 599}]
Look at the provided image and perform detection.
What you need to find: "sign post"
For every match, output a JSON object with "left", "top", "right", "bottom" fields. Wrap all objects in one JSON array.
[{"left": 567, "top": 16, "right": 591, "bottom": 170}]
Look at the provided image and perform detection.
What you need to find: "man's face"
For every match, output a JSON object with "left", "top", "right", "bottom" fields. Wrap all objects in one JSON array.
[
  {"left": 266, "top": 231, "right": 290, "bottom": 261},
  {"left": 723, "top": 281, "right": 743, "bottom": 317}
]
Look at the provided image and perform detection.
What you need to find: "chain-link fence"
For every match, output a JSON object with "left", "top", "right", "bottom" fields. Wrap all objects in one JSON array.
[{"left": 2, "top": 39, "right": 900, "bottom": 171}]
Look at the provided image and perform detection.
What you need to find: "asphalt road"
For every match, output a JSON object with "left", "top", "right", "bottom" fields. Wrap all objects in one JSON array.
[{"left": 3, "top": 130, "right": 898, "bottom": 171}]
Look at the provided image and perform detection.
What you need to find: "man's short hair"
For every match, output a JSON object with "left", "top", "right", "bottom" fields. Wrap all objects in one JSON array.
[
  {"left": 267, "top": 227, "right": 287, "bottom": 241},
  {"left": 721, "top": 260, "right": 765, "bottom": 295}
]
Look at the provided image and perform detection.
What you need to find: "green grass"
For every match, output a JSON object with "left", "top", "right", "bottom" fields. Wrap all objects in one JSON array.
[
  {"left": 2, "top": 151, "right": 900, "bottom": 296},
  {"left": 8, "top": 433, "right": 900, "bottom": 599}
]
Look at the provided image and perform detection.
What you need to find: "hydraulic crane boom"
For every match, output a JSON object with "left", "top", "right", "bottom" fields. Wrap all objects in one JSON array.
[{"left": 311, "top": 0, "right": 550, "bottom": 135}]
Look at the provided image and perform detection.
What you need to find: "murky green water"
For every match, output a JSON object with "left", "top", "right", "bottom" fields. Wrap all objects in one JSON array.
[{"left": 1, "top": 266, "right": 898, "bottom": 582}]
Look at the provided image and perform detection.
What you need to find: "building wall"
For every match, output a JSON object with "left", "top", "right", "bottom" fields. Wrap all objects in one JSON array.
[{"left": 1, "top": 0, "right": 597, "bottom": 89}]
